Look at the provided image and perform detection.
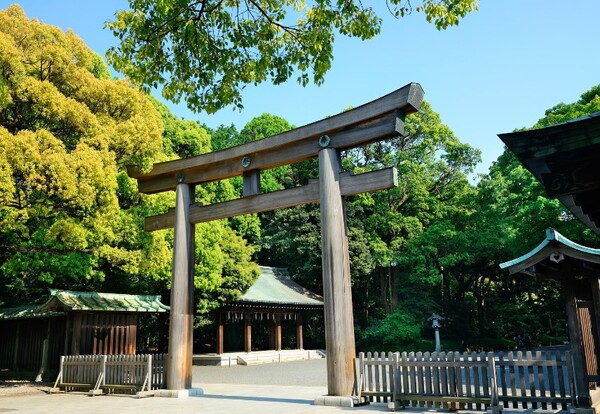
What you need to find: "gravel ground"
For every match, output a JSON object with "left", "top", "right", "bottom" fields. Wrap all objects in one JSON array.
[
  {"left": 0, "top": 359, "right": 327, "bottom": 398},
  {"left": 193, "top": 358, "right": 328, "bottom": 386},
  {"left": 0, "top": 380, "right": 53, "bottom": 398}
]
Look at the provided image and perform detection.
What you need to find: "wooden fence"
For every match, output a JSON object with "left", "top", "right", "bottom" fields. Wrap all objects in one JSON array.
[
  {"left": 496, "top": 350, "right": 575, "bottom": 411},
  {"left": 357, "top": 350, "right": 575, "bottom": 411},
  {"left": 52, "top": 353, "right": 166, "bottom": 396}
]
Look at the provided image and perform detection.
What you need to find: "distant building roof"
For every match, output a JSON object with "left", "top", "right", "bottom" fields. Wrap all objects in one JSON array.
[
  {"left": 0, "top": 290, "right": 169, "bottom": 320},
  {"left": 0, "top": 305, "right": 65, "bottom": 320},
  {"left": 39, "top": 290, "right": 170, "bottom": 313},
  {"left": 230, "top": 266, "right": 323, "bottom": 310}
]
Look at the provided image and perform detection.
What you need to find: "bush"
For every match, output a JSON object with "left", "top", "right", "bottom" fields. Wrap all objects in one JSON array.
[{"left": 357, "top": 309, "right": 422, "bottom": 352}]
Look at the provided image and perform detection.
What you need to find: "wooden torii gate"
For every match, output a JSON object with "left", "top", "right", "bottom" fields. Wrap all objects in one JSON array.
[{"left": 128, "top": 82, "right": 424, "bottom": 396}]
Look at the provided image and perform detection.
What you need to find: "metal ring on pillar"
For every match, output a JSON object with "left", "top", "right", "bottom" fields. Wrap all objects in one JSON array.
[
  {"left": 176, "top": 172, "right": 185, "bottom": 183},
  {"left": 241, "top": 156, "right": 252, "bottom": 168},
  {"left": 319, "top": 135, "right": 331, "bottom": 148}
]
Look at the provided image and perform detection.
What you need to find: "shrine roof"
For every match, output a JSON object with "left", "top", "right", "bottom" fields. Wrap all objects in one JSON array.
[
  {"left": 499, "top": 228, "right": 600, "bottom": 277},
  {"left": 38, "top": 290, "right": 170, "bottom": 313},
  {"left": 0, "top": 305, "right": 65, "bottom": 320},
  {"left": 232, "top": 266, "right": 324, "bottom": 309},
  {"left": 498, "top": 112, "right": 600, "bottom": 237}
]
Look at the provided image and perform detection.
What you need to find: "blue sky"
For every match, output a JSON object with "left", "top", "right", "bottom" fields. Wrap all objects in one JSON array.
[{"left": 3, "top": 0, "right": 599, "bottom": 181}]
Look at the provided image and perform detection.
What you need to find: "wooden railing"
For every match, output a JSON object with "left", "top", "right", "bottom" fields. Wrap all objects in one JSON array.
[
  {"left": 357, "top": 350, "right": 575, "bottom": 412},
  {"left": 52, "top": 353, "right": 166, "bottom": 396}
]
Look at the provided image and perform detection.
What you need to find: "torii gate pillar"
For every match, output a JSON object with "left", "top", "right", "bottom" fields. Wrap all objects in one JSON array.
[
  {"left": 165, "top": 182, "right": 197, "bottom": 393},
  {"left": 319, "top": 147, "right": 356, "bottom": 396}
]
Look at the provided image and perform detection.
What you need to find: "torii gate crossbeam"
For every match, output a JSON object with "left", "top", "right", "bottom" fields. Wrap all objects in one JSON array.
[{"left": 128, "top": 82, "right": 424, "bottom": 397}]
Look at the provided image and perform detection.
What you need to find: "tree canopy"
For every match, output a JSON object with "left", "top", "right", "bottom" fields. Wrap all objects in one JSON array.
[
  {"left": 106, "top": 0, "right": 478, "bottom": 113},
  {"left": 0, "top": 5, "right": 259, "bottom": 312}
]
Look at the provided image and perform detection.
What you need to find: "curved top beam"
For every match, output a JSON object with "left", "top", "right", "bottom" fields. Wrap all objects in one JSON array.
[{"left": 128, "top": 82, "right": 424, "bottom": 194}]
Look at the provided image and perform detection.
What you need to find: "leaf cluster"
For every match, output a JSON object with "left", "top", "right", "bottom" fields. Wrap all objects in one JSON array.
[{"left": 106, "top": 0, "right": 478, "bottom": 113}]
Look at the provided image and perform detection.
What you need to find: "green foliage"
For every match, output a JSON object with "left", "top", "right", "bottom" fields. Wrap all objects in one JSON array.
[
  {"left": 149, "top": 96, "right": 211, "bottom": 158},
  {"left": 106, "top": 0, "right": 478, "bottom": 113},
  {"left": 359, "top": 308, "right": 422, "bottom": 351},
  {"left": 0, "top": 5, "right": 165, "bottom": 306},
  {"left": 0, "top": 6, "right": 260, "bottom": 314},
  {"left": 533, "top": 84, "right": 600, "bottom": 128}
]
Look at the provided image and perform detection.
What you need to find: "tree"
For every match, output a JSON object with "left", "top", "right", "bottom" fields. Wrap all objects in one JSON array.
[
  {"left": 150, "top": 97, "right": 211, "bottom": 158},
  {"left": 0, "top": 5, "right": 260, "bottom": 312},
  {"left": 0, "top": 5, "right": 163, "bottom": 305},
  {"left": 106, "top": 0, "right": 479, "bottom": 113}
]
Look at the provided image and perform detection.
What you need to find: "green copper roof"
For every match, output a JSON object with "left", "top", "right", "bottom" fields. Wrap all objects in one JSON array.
[
  {"left": 235, "top": 266, "right": 324, "bottom": 308},
  {"left": 499, "top": 228, "right": 600, "bottom": 275},
  {"left": 38, "top": 290, "right": 170, "bottom": 313},
  {"left": 0, "top": 305, "right": 65, "bottom": 320}
]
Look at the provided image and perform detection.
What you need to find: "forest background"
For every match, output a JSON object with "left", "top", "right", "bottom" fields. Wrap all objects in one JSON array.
[{"left": 1, "top": 3, "right": 600, "bottom": 353}]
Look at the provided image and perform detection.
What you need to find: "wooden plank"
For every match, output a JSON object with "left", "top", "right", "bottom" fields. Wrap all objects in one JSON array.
[
  {"left": 424, "top": 352, "right": 432, "bottom": 398},
  {"left": 472, "top": 353, "right": 481, "bottom": 400},
  {"left": 367, "top": 352, "right": 374, "bottom": 397},
  {"left": 546, "top": 350, "right": 557, "bottom": 410},
  {"left": 145, "top": 166, "right": 397, "bottom": 231},
  {"left": 129, "top": 83, "right": 423, "bottom": 194},
  {"left": 535, "top": 351, "right": 546, "bottom": 409},
  {"left": 401, "top": 352, "right": 409, "bottom": 402},
  {"left": 374, "top": 352, "right": 381, "bottom": 402},
  {"left": 557, "top": 351, "right": 568, "bottom": 404},
  {"left": 508, "top": 352, "right": 518, "bottom": 408}
]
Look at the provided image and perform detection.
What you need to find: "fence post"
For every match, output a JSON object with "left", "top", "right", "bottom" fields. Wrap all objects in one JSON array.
[{"left": 486, "top": 351, "right": 501, "bottom": 414}]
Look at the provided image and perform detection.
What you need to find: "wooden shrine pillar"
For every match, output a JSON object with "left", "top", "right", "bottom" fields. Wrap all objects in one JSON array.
[
  {"left": 12, "top": 321, "right": 21, "bottom": 370},
  {"left": 167, "top": 182, "right": 195, "bottom": 390},
  {"left": 71, "top": 313, "right": 82, "bottom": 355},
  {"left": 296, "top": 313, "right": 303, "bottom": 350},
  {"left": 319, "top": 147, "right": 356, "bottom": 396},
  {"left": 216, "top": 312, "right": 224, "bottom": 355},
  {"left": 35, "top": 319, "right": 52, "bottom": 381},
  {"left": 275, "top": 314, "right": 282, "bottom": 352},
  {"left": 244, "top": 312, "right": 252, "bottom": 353},
  {"left": 565, "top": 280, "right": 592, "bottom": 407}
]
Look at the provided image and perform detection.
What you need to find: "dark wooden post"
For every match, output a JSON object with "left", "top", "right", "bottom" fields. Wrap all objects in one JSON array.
[
  {"left": 71, "top": 313, "right": 82, "bottom": 355},
  {"left": 216, "top": 312, "right": 224, "bottom": 355},
  {"left": 13, "top": 321, "right": 21, "bottom": 371},
  {"left": 590, "top": 278, "right": 600, "bottom": 363},
  {"left": 319, "top": 147, "right": 356, "bottom": 396},
  {"left": 275, "top": 314, "right": 282, "bottom": 352},
  {"left": 564, "top": 280, "right": 591, "bottom": 407},
  {"left": 244, "top": 312, "right": 252, "bottom": 353},
  {"left": 35, "top": 319, "right": 52, "bottom": 381},
  {"left": 296, "top": 313, "right": 303, "bottom": 350},
  {"left": 167, "top": 182, "right": 194, "bottom": 390}
]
